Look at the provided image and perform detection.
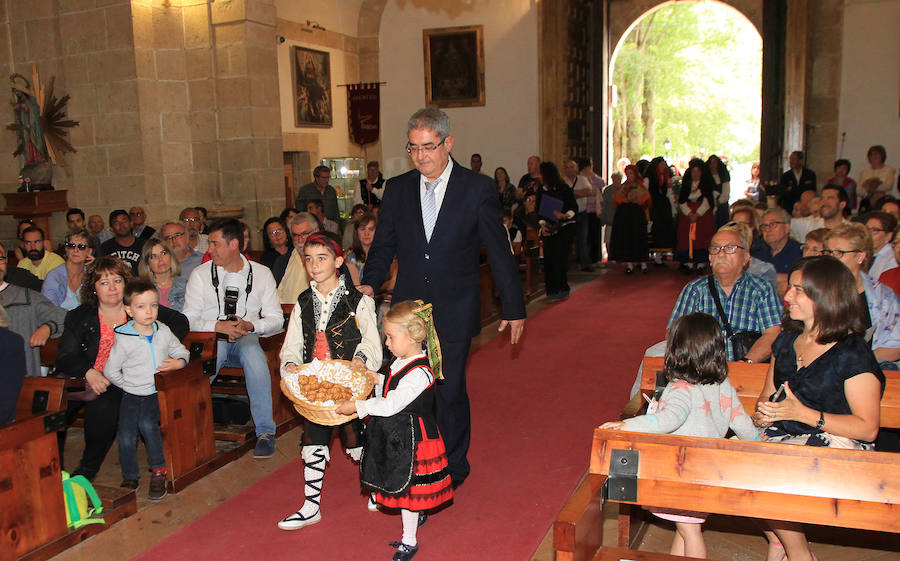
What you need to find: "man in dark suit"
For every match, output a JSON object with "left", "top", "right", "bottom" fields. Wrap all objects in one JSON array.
[
  {"left": 777, "top": 150, "right": 817, "bottom": 215},
  {"left": 360, "top": 108, "right": 526, "bottom": 487}
]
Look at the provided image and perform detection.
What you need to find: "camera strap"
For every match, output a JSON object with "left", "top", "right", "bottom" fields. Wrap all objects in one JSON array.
[{"left": 211, "top": 259, "right": 254, "bottom": 319}]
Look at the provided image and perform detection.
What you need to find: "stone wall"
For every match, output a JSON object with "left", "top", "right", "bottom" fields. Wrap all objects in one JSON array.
[{"left": 0, "top": 0, "right": 284, "bottom": 247}]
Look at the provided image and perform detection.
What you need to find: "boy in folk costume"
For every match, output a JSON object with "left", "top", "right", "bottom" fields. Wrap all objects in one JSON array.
[
  {"left": 337, "top": 300, "right": 453, "bottom": 561},
  {"left": 278, "top": 233, "right": 382, "bottom": 530}
]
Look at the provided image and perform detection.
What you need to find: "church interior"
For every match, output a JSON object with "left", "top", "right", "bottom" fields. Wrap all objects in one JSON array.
[{"left": 1, "top": 0, "right": 899, "bottom": 560}]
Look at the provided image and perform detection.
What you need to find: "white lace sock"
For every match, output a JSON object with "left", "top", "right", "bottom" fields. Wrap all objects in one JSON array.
[{"left": 401, "top": 509, "right": 419, "bottom": 546}]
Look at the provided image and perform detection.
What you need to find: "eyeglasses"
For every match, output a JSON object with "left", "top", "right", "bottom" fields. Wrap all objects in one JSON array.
[
  {"left": 759, "top": 221, "right": 787, "bottom": 231},
  {"left": 182, "top": 217, "right": 200, "bottom": 223},
  {"left": 822, "top": 248, "right": 863, "bottom": 257},
  {"left": 164, "top": 232, "right": 184, "bottom": 242},
  {"left": 406, "top": 138, "right": 446, "bottom": 155},
  {"left": 800, "top": 244, "right": 824, "bottom": 254},
  {"left": 267, "top": 228, "right": 285, "bottom": 236},
  {"left": 867, "top": 226, "right": 887, "bottom": 233},
  {"left": 129, "top": 211, "right": 144, "bottom": 216},
  {"left": 292, "top": 230, "right": 315, "bottom": 239},
  {"left": 708, "top": 244, "right": 744, "bottom": 255},
  {"left": 148, "top": 250, "right": 169, "bottom": 260},
  {"left": 65, "top": 242, "right": 89, "bottom": 250}
]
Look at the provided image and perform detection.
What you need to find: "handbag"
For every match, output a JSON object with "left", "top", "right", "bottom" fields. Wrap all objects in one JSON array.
[{"left": 706, "top": 275, "right": 761, "bottom": 360}]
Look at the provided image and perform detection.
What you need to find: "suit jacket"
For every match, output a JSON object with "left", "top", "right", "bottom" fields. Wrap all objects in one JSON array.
[
  {"left": 778, "top": 168, "right": 817, "bottom": 214},
  {"left": 363, "top": 160, "right": 526, "bottom": 340}
]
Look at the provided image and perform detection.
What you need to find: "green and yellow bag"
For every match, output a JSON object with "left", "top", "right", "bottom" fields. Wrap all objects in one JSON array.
[{"left": 61, "top": 471, "right": 105, "bottom": 529}]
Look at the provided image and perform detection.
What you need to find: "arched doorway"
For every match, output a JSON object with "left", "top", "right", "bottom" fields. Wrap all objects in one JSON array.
[{"left": 608, "top": 0, "right": 762, "bottom": 194}]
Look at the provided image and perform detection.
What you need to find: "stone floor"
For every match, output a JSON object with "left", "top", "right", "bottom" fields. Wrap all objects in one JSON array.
[{"left": 50, "top": 262, "right": 900, "bottom": 561}]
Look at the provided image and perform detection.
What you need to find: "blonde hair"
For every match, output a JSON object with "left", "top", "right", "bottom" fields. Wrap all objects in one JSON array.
[
  {"left": 384, "top": 301, "right": 428, "bottom": 343},
  {"left": 825, "top": 222, "right": 874, "bottom": 268}
]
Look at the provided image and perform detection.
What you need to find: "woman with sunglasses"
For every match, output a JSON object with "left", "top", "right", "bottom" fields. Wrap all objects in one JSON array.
[
  {"left": 823, "top": 223, "right": 900, "bottom": 365},
  {"left": 41, "top": 228, "right": 99, "bottom": 310}
]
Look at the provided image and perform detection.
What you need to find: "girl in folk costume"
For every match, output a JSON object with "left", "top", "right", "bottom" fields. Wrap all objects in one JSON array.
[
  {"left": 278, "top": 233, "right": 382, "bottom": 530},
  {"left": 336, "top": 300, "right": 453, "bottom": 561}
]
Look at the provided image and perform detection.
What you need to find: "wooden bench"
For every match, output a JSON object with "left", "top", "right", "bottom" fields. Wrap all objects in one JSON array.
[
  {"left": 638, "top": 357, "right": 900, "bottom": 430},
  {"left": 553, "top": 428, "right": 900, "bottom": 561},
  {"left": 2, "top": 382, "right": 137, "bottom": 561}
]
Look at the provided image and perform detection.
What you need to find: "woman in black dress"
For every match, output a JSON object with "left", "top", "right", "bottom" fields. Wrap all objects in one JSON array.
[
  {"left": 753, "top": 256, "right": 883, "bottom": 561},
  {"left": 536, "top": 162, "right": 578, "bottom": 300},
  {"left": 644, "top": 157, "right": 676, "bottom": 259}
]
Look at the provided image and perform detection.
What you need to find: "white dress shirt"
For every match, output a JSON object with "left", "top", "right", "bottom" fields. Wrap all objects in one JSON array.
[
  {"left": 419, "top": 158, "right": 455, "bottom": 220},
  {"left": 355, "top": 352, "right": 433, "bottom": 418}
]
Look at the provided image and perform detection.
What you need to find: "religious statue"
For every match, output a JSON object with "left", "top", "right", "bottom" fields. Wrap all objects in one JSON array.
[{"left": 7, "top": 67, "right": 78, "bottom": 191}]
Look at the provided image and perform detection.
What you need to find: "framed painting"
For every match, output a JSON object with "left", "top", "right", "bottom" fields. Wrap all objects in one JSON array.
[
  {"left": 292, "top": 46, "right": 332, "bottom": 127},
  {"left": 423, "top": 25, "right": 485, "bottom": 108}
]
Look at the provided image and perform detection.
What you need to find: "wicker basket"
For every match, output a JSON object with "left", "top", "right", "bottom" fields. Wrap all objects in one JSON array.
[{"left": 279, "top": 360, "right": 374, "bottom": 426}]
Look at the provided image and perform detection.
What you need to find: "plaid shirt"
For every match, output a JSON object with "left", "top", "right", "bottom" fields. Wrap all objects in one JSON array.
[{"left": 669, "top": 272, "right": 782, "bottom": 360}]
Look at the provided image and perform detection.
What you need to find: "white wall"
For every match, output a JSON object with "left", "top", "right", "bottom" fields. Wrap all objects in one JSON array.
[
  {"left": 378, "top": 0, "right": 540, "bottom": 181},
  {"left": 274, "top": 0, "right": 363, "bottom": 37},
  {"left": 838, "top": 0, "right": 900, "bottom": 182}
]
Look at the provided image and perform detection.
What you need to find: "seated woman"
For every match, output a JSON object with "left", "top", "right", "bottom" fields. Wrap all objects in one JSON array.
[
  {"left": 344, "top": 212, "right": 377, "bottom": 286},
  {"left": 823, "top": 223, "right": 900, "bottom": 366},
  {"left": 342, "top": 204, "right": 368, "bottom": 249},
  {"left": 56, "top": 257, "right": 188, "bottom": 481},
  {"left": 138, "top": 238, "right": 186, "bottom": 311},
  {"left": 42, "top": 227, "right": 99, "bottom": 310},
  {"left": 260, "top": 217, "right": 290, "bottom": 271},
  {"left": 753, "top": 255, "right": 884, "bottom": 561}
]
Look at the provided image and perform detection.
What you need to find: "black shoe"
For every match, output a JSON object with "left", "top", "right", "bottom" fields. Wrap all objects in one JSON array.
[
  {"left": 391, "top": 542, "right": 419, "bottom": 561},
  {"left": 417, "top": 512, "right": 428, "bottom": 527},
  {"left": 120, "top": 478, "right": 139, "bottom": 490},
  {"left": 641, "top": 266, "right": 649, "bottom": 274},
  {"left": 624, "top": 266, "right": 634, "bottom": 274}
]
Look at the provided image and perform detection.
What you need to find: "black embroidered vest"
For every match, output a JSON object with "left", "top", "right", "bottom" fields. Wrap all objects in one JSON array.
[
  {"left": 385, "top": 356, "right": 438, "bottom": 438},
  {"left": 297, "top": 279, "right": 364, "bottom": 363}
]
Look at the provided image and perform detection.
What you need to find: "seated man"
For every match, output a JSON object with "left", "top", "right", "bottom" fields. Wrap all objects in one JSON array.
[
  {"left": 88, "top": 213, "right": 113, "bottom": 244},
  {"left": 306, "top": 199, "right": 339, "bottom": 235},
  {"left": 180, "top": 207, "right": 209, "bottom": 254},
  {"left": 66, "top": 208, "right": 85, "bottom": 230},
  {"left": 160, "top": 221, "right": 202, "bottom": 280},
  {"left": 182, "top": 219, "right": 283, "bottom": 458},
  {"left": 17, "top": 226, "right": 64, "bottom": 281},
  {"left": 129, "top": 206, "right": 156, "bottom": 240},
  {"left": 790, "top": 184, "right": 849, "bottom": 242},
  {"left": 0, "top": 242, "right": 66, "bottom": 377},
  {"left": 757, "top": 208, "right": 803, "bottom": 294},
  {"left": 100, "top": 209, "right": 145, "bottom": 275},
  {"left": 274, "top": 212, "right": 318, "bottom": 303},
  {"left": 630, "top": 226, "right": 782, "bottom": 397}
]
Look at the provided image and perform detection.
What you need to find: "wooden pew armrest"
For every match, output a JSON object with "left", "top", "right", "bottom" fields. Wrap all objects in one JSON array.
[{"left": 554, "top": 473, "right": 607, "bottom": 561}]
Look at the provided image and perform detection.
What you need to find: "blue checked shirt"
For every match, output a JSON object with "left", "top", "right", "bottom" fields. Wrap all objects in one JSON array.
[{"left": 669, "top": 272, "right": 783, "bottom": 360}]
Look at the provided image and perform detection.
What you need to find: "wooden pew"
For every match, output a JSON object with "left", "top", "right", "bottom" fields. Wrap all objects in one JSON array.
[
  {"left": 15, "top": 377, "right": 66, "bottom": 419},
  {"left": 1, "top": 411, "right": 136, "bottom": 561},
  {"left": 639, "top": 357, "right": 900, "bottom": 430},
  {"left": 554, "top": 428, "right": 900, "bottom": 561},
  {"left": 522, "top": 229, "right": 544, "bottom": 301}
]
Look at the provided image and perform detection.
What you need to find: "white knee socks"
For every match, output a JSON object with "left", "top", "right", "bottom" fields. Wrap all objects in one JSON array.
[
  {"left": 401, "top": 509, "right": 419, "bottom": 546},
  {"left": 299, "top": 445, "right": 328, "bottom": 517}
]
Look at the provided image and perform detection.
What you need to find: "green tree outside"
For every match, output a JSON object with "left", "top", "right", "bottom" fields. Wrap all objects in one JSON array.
[{"left": 611, "top": 2, "right": 761, "bottom": 166}]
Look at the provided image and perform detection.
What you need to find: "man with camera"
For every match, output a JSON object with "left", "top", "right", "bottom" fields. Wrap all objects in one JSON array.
[{"left": 182, "top": 219, "right": 283, "bottom": 458}]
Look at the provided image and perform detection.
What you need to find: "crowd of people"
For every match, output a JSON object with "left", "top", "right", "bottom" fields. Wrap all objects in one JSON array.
[{"left": 0, "top": 105, "right": 897, "bottom": 559}]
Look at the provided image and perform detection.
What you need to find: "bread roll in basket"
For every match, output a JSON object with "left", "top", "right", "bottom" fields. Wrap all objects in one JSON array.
[{"left": 280, "top": 358, "right": 375, "bottom": 426}]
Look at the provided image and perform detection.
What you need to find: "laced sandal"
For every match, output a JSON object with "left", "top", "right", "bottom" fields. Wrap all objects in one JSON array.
[{"left": 278, "top": 448, "right": 326, "bottom": 530}]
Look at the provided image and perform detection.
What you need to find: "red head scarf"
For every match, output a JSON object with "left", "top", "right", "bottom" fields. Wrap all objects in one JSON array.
[{"left": 304, "top": 232, "right": 342, "bottom": 258}]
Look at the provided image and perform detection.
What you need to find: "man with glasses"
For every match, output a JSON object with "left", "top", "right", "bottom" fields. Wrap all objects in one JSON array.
[
  {"left": 129, "top": 206, "right": 156, "bottom": 240},
  {"left": 757, "top": 208, "right": 803, "bottom": 294},
  {"left": 160, "top": 221, "right": 202, "bottom": 280},
  {"left": 274, "top": 212, "right": 318, "bottom": 304},
  {"left": 179, "top": 207, "right": 209, "bottom": 254},
  {"left": 865, "top": 211, "right": 898, "bottom": 281},
  {"left": 360, "top": 107, "right": 526, "bottom": 489},
  {"left": 294, "top": 165, "right": 340, "bottom": 227},
  {"left": 17, "top": 226, "right": 64, "bottom": 281},
  {"left": 629, "top": 226, "right": 782, "bottom": 397},
  {"left": 100, "top": 210, "right": 145, "bottom": 275}
]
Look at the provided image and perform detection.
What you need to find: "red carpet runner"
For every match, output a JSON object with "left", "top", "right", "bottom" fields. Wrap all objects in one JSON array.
[{"left": 133, "top": 269, "right": 685, "bottom": 561}]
